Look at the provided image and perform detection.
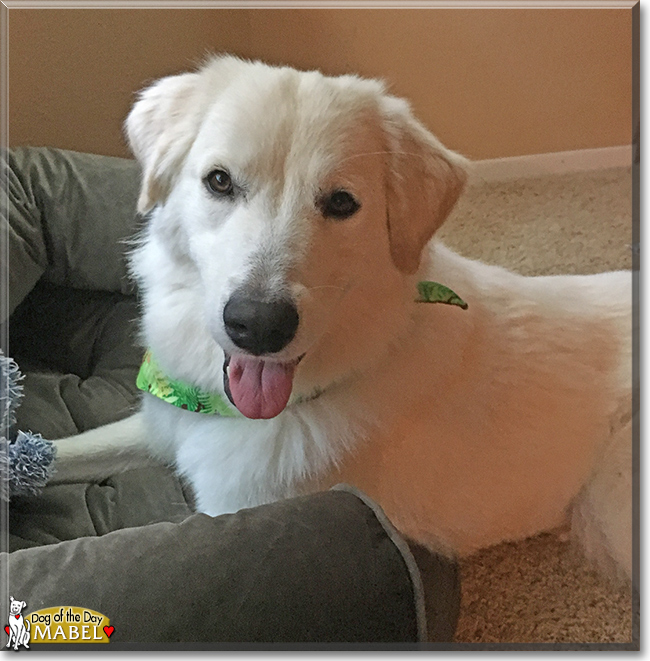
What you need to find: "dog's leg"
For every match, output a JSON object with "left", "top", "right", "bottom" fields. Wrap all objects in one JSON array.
[
  {"left": 50, "top": 412, "right": 161, "bottom": 484},
  {"left": 570, "top": 417, "right": 632, "bottom": 584}
]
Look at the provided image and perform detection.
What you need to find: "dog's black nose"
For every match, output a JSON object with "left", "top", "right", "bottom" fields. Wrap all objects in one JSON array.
[{"left": 223, "top": 293, "right": 299, "bottom": 355}]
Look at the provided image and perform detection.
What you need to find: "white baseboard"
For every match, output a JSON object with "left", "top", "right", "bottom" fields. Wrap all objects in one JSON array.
[{"left": 468, "top": 145, "right": 633, "bottom": 185}]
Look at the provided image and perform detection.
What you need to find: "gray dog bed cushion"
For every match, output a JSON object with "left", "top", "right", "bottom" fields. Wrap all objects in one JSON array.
[
  {"left": 5, "top": 147, "right": 143, "bottom": 438},
  {"left": 6, "top": 482, "right": 459, "bottom": 645},
  {"left": 3, "top": 146, "right": 461, "bottom": 644}
]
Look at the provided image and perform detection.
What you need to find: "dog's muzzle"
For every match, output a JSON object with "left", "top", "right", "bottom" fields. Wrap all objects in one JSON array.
[
  {"left": 221, "top": 291, "right": 301, "bottom": 419},
  {"left": 223, "top": 293, "right": 299, "bottom": 355}
]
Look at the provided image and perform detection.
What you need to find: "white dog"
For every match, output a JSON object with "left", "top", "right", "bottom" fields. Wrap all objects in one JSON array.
[
  {"left": 53, "top": 55, "right": 632, "bottom": 582},
  {"left": 6, "top": 597, "right": 30, "bottom": 650}
]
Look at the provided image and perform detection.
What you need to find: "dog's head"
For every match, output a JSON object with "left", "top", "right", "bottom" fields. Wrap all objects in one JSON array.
[
  {"left": 127, "top": 55, "right": 467, "bottom": 419},
  {"left": 9, "top": 597, "right": 26, "bottom": 616}
]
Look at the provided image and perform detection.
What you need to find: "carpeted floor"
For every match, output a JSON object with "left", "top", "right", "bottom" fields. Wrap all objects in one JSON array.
[{"left": 436, "top": 167, "right": 634, "bottom": 645}]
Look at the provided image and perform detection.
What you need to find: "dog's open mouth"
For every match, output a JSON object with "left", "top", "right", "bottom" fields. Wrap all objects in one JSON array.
[{"left": 223, "top": 353, "right": 303, "bottom": 419}]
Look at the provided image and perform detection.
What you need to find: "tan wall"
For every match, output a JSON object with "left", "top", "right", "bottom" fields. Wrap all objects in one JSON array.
[
  {"left": 9, "top": 9, "right": 252, "bottom": 158},
  {"left": 9, "top": 7, "right": 632, "bottom": 160}
]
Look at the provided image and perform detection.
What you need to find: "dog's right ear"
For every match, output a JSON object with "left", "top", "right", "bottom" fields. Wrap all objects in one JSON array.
[{"left": 125, "top": 72, "right": 203, "bottom": 214}]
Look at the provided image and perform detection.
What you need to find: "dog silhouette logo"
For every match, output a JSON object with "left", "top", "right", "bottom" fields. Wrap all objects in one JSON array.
[{"left": 5, "top": 597, "right": 31, "bottom": 651}]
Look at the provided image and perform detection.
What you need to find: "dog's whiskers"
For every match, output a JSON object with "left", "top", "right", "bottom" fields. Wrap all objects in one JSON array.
[
  {"left": 338, "top": 150, "right": 391, "bottom": 164},
  {"left": 305, "top": 284, "right": 347, "bottom": 293}
]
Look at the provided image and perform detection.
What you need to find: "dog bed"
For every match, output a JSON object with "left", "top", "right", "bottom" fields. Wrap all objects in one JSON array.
[{"left": 2, "top": 146, "right": 460, "bottom": 645}]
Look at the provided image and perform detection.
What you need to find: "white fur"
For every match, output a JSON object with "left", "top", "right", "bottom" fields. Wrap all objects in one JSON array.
[{"left": 53, "top": 56, "right": 632, "bottom": 582}]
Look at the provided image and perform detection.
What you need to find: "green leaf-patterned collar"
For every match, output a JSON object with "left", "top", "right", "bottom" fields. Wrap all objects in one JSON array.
[
  {"left": 136, "top": 280, "right": 467, "bottom": 416},
  {"left": 136, "top": 351, "right": 239, "bottom": 417}
]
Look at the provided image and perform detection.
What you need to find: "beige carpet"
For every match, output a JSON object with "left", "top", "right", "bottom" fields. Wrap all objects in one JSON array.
[{"left": 435, "top": 167, "right": 634, "bottom": 645}]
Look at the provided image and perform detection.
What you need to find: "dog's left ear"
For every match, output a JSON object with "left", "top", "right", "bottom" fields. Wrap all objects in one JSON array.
[{"left": 381, "top": 96, "right": 468, "bottom": 274}]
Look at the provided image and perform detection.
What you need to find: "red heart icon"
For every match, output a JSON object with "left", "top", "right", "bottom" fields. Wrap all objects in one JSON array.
[
  {"left": 4, "top": 625, "right": 9, "bottom": 635},
  {"left": 14, "top": 615, "right": 19, "bottom": 619},
  {"left": 103, "top": 626, "right": 114, "bottom": 639}
]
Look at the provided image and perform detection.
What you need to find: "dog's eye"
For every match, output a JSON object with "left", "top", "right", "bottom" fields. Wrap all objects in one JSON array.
[
  {"left": 205, "top": 169, "right": 234, "bottom": 196},
  {"left": 321, "top": 190, "right": 361, "bottom": 219}
]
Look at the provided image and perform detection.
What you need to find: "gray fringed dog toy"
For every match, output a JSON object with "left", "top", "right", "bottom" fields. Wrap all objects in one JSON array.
[{"left": 0, "top": 351, "right": 56, "bottom": 500}]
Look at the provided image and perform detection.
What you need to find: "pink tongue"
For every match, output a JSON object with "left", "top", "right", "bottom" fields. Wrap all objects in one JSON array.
[{"left": 228, "top": 355, "right": 296, "bottom": 419}]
